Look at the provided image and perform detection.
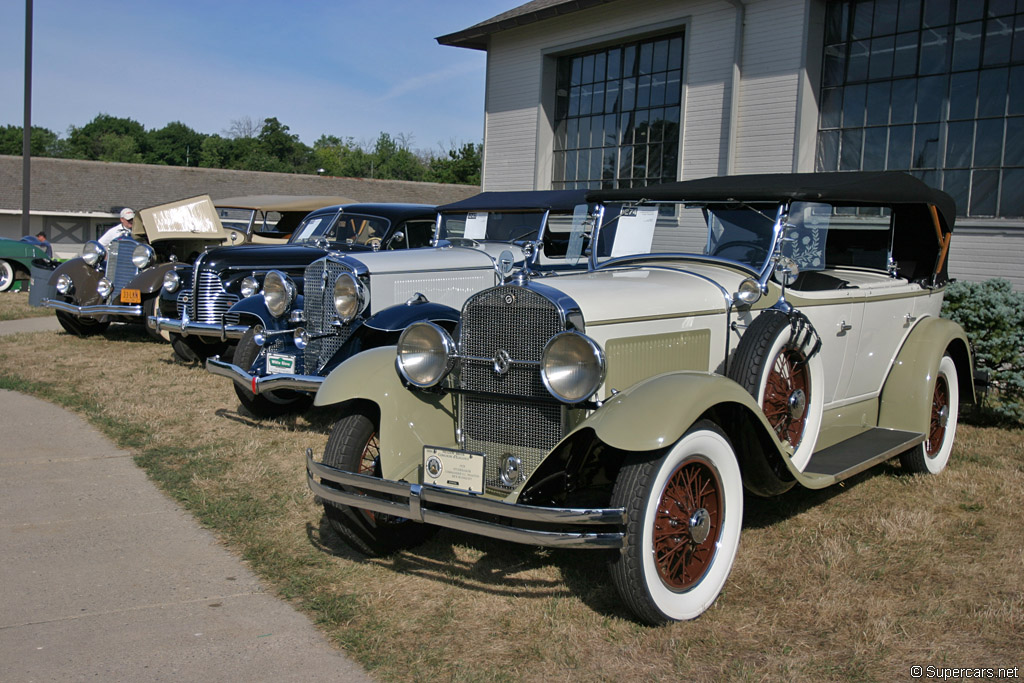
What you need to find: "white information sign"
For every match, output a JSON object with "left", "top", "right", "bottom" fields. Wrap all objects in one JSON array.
[
  {"left": 423, "top": 446, "right": 485, "bottom": 494},
  {"left": 610, "top": 206, "right": 659, "bottom": 258},
  {"left": 463, "top": 212, "right": 489, "bottom": 240}
]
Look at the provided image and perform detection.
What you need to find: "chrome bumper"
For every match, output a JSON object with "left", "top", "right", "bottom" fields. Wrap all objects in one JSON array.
[
  {"left": 43, "top": 298, "right": 141, "bottom": 318},
  {"left": 206, "top": 356, "right": 324, "bottom": 394},
  {"left": 151, "top": 315, "right": 248, "bottom": 340},
  {"left": 306, "top": 450, "right": 627, "bottom": 549}
]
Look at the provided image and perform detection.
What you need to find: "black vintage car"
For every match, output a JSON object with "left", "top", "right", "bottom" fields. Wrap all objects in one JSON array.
[{"left": 153, "top": 203, "right": 438, "bottom": 362}]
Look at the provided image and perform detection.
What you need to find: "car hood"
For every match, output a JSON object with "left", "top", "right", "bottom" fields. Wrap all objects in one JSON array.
[
  {"left": 527, "top": 260, "right": 750, "bottom": 325},
  {"left": 326, "top": 244, "right": 503, "bottom": 274},
  {"left": 198, "top": 243, "right": 332, "bottom": 271}
]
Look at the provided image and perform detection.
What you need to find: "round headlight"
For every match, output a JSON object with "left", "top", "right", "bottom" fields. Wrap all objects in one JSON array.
[
  {"left": 132, "top": 243, "right": 155, "bottom": 269},
  {"left": 293, "top": 327, "right": 309, "bottom": 350},
  {"left": 97, "top": 277, "right": 113, "bottom": 299},
  {"left": 395, "top": 322, "right": 456, "bottom": 388},
  {"left": 263, "top": 270, "right": 295, "bottom": 319},
  {"left": 56, "top": 273, "right": 73, "bottom": 295},
  {"left": 541, "top": 332, "right": 606, "bottom": 403},
  {"left": 333, "top": 272, "right": 368, "bottom": 323},
  {"left": 82, "top": 240, "right": 105, "bottom": 267},
  {"left": 734, "top": 278, "right": 762, "bottom": 306},
  {"left": 163, "top": 270, "right": 181, "bottom": 293},
  {"left": 241, "top": 276, "right": 259, "bottom": 298}
]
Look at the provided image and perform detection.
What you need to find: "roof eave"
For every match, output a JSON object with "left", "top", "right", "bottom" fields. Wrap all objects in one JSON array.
[{"left": 436, "top": 0, "right": 618, "bottom": 50}]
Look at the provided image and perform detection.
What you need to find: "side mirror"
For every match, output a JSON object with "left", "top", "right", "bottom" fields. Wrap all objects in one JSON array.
[{"left": 388, "top": 231, "right": 405, "bottom": 250}]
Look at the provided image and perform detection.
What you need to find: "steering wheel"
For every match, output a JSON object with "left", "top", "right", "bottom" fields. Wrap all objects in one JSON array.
[
  {"left": 711, "top": 240, "right": 769, "bottom": 263},
  {"left": 366, "top": 236, "right": 382, "bottom": 250}
]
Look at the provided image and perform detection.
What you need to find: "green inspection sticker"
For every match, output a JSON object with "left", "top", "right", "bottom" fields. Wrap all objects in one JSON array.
[{"left": 266, "top": 353, "right": 295, "bottom": 374}]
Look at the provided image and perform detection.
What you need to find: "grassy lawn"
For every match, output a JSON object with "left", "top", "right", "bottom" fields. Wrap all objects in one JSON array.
[
  {"left": 1, "top": 324, "right": 1021, "bottom": 681},
  {"left": 0, "top": 291, "right": 55, "bottom": 320}
]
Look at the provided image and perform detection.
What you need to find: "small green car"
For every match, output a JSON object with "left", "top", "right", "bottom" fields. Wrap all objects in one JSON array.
[
  {"left": 0, "top": 237, "right": 50, "bottom": 293},
  {"left": 308, "top": 172, "right": 973, "bottom": 625}
]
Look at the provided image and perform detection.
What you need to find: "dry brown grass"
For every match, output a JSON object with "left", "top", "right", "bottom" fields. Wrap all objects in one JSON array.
[
  {"left": 1, "top": 325, "right": 1022, "bottom": 682},
  {"left": 0, "top": 291, "right": 53, "bottom": 320}
]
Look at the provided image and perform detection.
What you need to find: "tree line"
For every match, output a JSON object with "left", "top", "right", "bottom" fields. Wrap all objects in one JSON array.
[{"left": 0, "top": 114, "right": 482, "bottom": 185}]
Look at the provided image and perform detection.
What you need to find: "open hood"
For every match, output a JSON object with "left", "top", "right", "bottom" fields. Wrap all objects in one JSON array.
[{"left": 137, "top": 195, "right": 227, "bottom": 242}]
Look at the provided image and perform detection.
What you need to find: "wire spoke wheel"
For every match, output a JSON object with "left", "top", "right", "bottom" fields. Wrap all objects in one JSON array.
[
  {"left": 899, "top": 354, "right": 959, "bottom": 475},
  {"left": 653, "top": 457, "right": 723, "bottom": 591},
  {"left": 925, "top": 374, "right": 949, "bottom": 457},
  {"left": 762, "top": 347, "right": 810, "bottom": 448}
]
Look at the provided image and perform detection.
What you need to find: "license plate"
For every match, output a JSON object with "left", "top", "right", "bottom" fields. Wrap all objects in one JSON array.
[
  {"left": 120, "top": 288, "right": 141, "bottom": 304},
  {"left": 265, "top": 353, "right": 295, "bottom": 374},
  {"left": 423, "top": 446, "right": 485, "bottom": 494}
]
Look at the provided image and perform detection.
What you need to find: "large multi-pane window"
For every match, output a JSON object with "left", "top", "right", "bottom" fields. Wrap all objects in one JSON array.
[
  {"left": 553, "top": 33, "right": 683, "bottom": 190},
  {"left": 817, "top": 0, "right": 1024, "bottom": 217}
]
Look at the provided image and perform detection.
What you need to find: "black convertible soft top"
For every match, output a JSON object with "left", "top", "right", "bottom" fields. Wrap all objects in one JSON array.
[
  {"left": 586, "top": 172, "right": 956, "bottom": 234},
  {"left": 439, "top": 189, "right": 588, "bottom": 213}
]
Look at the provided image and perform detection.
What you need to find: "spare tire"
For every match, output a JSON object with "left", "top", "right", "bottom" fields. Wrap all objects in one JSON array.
[{"left": 728, "top": 310, "right": 823, "bottom": 472}]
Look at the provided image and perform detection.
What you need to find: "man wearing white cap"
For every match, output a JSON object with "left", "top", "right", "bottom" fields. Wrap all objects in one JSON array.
[{"left": 97, "top": 208, "right": 136, "bottom": 247}]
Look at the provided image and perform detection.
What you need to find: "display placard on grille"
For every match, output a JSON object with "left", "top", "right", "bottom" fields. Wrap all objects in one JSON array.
[{"left": 423, "top": 446, "right": 485, "bottom": 494}]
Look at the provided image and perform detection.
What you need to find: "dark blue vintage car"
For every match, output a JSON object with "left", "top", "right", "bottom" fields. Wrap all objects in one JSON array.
[{"left": 152, "top": 203, "right": 438, "bottom": 363}]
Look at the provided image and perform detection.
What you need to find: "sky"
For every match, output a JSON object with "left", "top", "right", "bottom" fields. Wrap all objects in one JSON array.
[{"left": 1, "top": 0, "right": 515, "bottom": 153}]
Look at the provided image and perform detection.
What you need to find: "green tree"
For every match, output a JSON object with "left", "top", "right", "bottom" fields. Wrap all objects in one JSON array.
[
  {"left": 371, "top": 132, "right": 425, "bottom": 181},
  {"left": 312, "top": 134, "right": 374, "bottom": 177},
  {"left": 0, "top": 125, "right": 66, "bottom": 157},
  {"left": 197, "top": 134, "right": 232, "bottom": 168},
  {"left": 66, "top": 114, "right": 147, "bottom": 161},
  {"left": 426, "top": 142, "right": 482, "bottom": 185},
  {"left": 146, "top": 121, "right": 206, "bottom": 166},
  {"left": 256, "top": 117, "right": 312, "bottom": 173}
]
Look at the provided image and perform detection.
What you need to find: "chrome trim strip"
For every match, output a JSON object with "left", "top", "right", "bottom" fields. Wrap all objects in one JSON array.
[
  {"left": 306, "top": 452, "right": 626, "bottom": 549},
  {"left": 151, "top": 316, "right": 248, "bottom": 340},
  {"left": 43, "top": 299, "right": 142, "bottom": 317},
  {"left": 205, "top": 357, "right": 324, "bottom": 393}
]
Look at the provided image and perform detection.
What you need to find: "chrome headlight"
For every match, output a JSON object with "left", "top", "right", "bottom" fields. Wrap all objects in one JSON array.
[
  {"left": 293, "top": 327, "right": 309, "bottom": 350},
  {"left": 56, "top": 273, "right": 73, "bottom": 295},
  {"left": 132, "top": 243, "right": 155, "bottom": 269},
  {"left": 162, "top": 270, "right": 181, "bottom": 293},
  {"left": 263, "top": 270, "right": 295, "bottom": 319},
  {"left": 97, "top": 277, "right": 113, "bottom": 299},
  {"left": 734, "top": 278, "right": 762, "bottom": 306},
  {"left": 241, "top": 276, "right": 259, "bottom": 298},
  {"left": 541, "top": 332, "right": 606, "bottom": 403},
  {"left": 333, "top": 272, "right": 368, "bottom": 323},
  {"left": 395, "top": 322, "right": 456, "bottom": 388},
  {"left": 82, "top": 240, "right": 105, "bottom": 267}
]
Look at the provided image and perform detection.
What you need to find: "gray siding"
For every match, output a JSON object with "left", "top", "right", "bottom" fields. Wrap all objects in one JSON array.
[{"left": 948, "top": 223, "right": 1024, "bottom": 291}]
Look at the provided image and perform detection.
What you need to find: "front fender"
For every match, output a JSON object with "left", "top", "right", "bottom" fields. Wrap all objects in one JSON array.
[
  {"left": 572, "top": 372, "right": 780, "bottom": 453},
  {"left": 315, "top": 346, "right": 455, "bottom": 481},
  {"left": 319, "top": 302, "right": 461, "bottom": 375},
  {"left": 226, "top": 293, "right": 301, "bottom": 331},
  {"left": 47, "top": 258, "right": 102, "bottom": 305},
  {"left": 124, "top": 262, "right": 174, "bottom": 295},
  {"left": 878, "top": 316, "right": 974, "bottom": 434}
]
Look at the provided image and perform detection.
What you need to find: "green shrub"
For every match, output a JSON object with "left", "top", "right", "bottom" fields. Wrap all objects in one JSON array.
[{"left": 941, "top": 279, "right": 1024, "bottom": 424}]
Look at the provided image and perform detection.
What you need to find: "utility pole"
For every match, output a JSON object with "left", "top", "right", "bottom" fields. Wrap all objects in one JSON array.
[{"left": 22, "top": 0, "right": 33, "bottom": 236}]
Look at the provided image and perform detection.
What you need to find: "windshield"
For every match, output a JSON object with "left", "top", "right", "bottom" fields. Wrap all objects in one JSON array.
[
  {"left": 438, "top": 211, "right": 545, "bottom": 244},
  {"left": 288, "top": 212, "right": 391, "bottom": 246},
  {"left": 592, "top": 202, "right": 780, "bottom": 272}
]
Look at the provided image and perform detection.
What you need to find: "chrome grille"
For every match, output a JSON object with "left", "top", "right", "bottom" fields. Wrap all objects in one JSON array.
[
  {"left": 191, "top": 270, "right": 239, "bottom": 324},
  {"left": 175, "top": 289, "right": 191, "bottom": 319},
  {"left": 302, "top": 258, "right": 357, "bottom": 374},
  {"left": 104, "top": 239, "right": 141, "bottom": 300},
  {"left": 457, "top": 286, "right": 565, "bottom": 492}
]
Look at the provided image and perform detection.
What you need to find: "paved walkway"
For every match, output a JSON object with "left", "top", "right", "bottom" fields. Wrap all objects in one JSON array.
[{"left": 0, "top": 317, "right": 371, "bottom": 682}]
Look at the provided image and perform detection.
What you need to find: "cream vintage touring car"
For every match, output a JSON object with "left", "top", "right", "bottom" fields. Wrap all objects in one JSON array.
[{"left": 306, "top": 172, "right": 973, "bottom": 625}]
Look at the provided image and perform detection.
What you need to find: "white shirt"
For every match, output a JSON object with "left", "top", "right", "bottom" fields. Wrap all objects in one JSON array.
[{"left": 98, "top": 223, "right": 132, "bottom": 248}]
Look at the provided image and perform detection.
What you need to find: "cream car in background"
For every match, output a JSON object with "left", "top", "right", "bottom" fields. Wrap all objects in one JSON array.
[{"left": 306, "top": 172, "right": 973, "bottom": 625}]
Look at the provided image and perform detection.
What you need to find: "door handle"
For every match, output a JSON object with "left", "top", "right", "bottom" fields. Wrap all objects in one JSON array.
[{"left": 838, "top": 320, "right": 853, "bottom": 333}]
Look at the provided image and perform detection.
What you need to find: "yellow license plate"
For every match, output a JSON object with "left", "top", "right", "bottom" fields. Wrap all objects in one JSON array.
[{"left": 120, "top": 288, "right": 141, "bottom": 304}]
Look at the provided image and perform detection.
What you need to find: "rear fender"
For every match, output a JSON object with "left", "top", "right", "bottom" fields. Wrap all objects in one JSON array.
[{"left": 878, "top": 316, "right": 974, "bottom": 433}]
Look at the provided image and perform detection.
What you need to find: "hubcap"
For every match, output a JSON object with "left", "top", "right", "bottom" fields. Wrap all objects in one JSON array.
[
  {"left": 787, "top": 389, "right": 807, "bottom": 420},
  {"left": 653, "top": 457, "right": 723, "bottom": 591}
]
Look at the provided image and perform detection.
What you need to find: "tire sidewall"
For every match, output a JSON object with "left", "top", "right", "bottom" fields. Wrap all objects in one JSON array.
[
  {"left": 0, "top": 260, "right": 13, "bottom": 291},
  {"left": 638, "top": 427, "right": 743, "bottom": 621},
  {"left": 922, "top": 355, "right": 959, "bottom": 474},
  {"left": 755, "top": 320, "right": 824, "bottom": 472}
]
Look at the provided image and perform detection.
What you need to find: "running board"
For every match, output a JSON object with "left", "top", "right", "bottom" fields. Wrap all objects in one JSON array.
[{"left": 804, "top": 428, "right": 924, "bottom": 481}]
